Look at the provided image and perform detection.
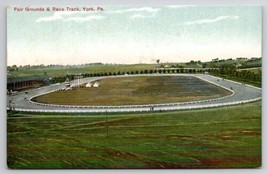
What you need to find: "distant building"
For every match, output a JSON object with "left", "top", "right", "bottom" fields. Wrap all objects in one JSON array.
[
  {"left": 235, "top": 63, "right": 242, "bottom": 68},
  {"left": 65, "top": 78, "right": 71, "bottom": 88},
  {"left": 236, "top": 57, "right": 248, "bottom": 61},
  {"left": 7, "top": 76, "right": 47, "bottom": 91},
  {"left": 164, "top": 65, "right": 170, "bottom": 68}
]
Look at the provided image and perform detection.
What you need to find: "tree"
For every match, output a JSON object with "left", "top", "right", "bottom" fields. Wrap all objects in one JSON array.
[
  {"left": 11, "top": 65, "right": 18, "bottom": 71},
  {"left": 190, "top": 60, "right": 195, "bottom": 64},
  {"left": 156, "top": 59, "right": 160, "bottom": 65}
]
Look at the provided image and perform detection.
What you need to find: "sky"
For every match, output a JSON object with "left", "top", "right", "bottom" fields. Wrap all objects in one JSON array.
[{"left": 7, "top": 5, "right": 262, "bottom": 66}]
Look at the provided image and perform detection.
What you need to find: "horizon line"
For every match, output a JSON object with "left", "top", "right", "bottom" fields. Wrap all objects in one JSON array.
[{"left": 7, "top": 56, "right": 262, "bottom": 67}]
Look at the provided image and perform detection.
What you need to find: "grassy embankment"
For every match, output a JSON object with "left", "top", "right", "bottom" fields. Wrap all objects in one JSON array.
[{"left": 7, "top": 101, "right": 261, "bottom": 169}]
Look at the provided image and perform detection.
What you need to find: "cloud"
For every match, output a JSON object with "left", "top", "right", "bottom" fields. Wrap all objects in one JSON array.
[
  {"left": 185, "top": 15, "right": 239, "bottom": 25},
  {"left": 129, "top": 13, "right": 158, "bottom": 20},
  {"left": 36, "top": 11, "right": 101, "bottom": 23},
  {"left": 166, "top": 5, "right": 189, "bottom": 9},
  {"left": 63, "top": 15, "right": 105, "bottom": 22},
  {"left": 36, "top": 14, "right": 61, "bottom": 22},
  {"left": 108, "top": 7, "right": 160, "bottom": 14},
  {"left": 130, "top": 14, "right": 146, "bottom": 19},
  {"left": 36, "top": 11, "right": 81, "bottom": 22},
  {"left": 127, "top": 7, "right": 160, "bottom": 20}
]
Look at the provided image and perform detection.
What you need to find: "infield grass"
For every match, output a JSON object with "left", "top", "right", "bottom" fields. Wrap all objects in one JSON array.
[{"left": 32, "top": 76, "right": 232, "bottom": 106}]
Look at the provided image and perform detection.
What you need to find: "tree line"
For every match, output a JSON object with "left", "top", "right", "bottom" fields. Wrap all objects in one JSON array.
[
  {"left": 49, "top": 67, "right": 261, "bottom": 87},
  {"left": 50, "top": 68, "right": 206, "bottom": 83}
]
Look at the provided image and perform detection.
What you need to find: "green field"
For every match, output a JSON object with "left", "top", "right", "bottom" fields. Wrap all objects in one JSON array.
[
  {"left": 8, "top": 63, "right": 203, "bottom": 78},
  {"left": 8, "top": 64, "right": 157, "bottom": 78},
  {"left": 32, "top": 76, "right": 231, "bottom": 106},
  {"left": 7, "top": 101, "right": 261, "bottom": 169}
]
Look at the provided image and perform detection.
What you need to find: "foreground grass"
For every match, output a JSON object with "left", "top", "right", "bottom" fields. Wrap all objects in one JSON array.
[{"left": 7, "top": 101, "right": 261, "bottom": 169}]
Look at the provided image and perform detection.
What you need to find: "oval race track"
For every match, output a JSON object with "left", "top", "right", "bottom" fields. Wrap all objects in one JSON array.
[{"left": 7, "top": 74, "right": 262, "bottom": 113}]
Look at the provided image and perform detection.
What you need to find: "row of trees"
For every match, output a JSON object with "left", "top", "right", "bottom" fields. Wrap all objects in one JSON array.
[
  {"left": 50, "top": 68, "right": 209, "bottom": 84},
  {"left": 81, "top": 68, "right": 207, "bottom": 78},
  {"left": 49, "top": 67, "right": 261, "bottom": 87}
]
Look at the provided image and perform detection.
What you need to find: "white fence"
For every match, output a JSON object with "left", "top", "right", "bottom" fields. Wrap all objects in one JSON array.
[{"left": 8, "top": 97, "right": 261, "bottom": 114}]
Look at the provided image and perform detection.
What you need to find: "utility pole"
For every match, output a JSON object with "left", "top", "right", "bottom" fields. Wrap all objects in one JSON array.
[{"left": 106, "top": 110, "right": 108, "bottom": 138}]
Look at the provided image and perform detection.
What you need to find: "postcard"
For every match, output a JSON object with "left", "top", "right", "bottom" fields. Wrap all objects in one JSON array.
[{"left": 7, "top": 5, "right": 262, "bottom": 169}]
